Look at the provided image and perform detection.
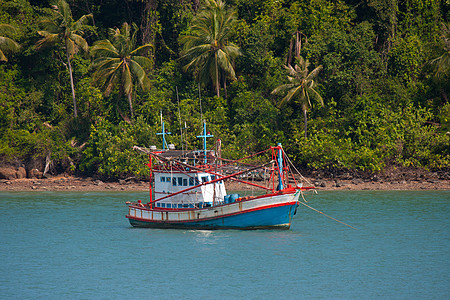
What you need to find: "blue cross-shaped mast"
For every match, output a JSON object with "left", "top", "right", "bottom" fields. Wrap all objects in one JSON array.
[
  {"left": 156, "top": 113, "right": 171, "bottom": 150},
  {"left": 197, "top": 121, "right": 213, "bottom": 164}
]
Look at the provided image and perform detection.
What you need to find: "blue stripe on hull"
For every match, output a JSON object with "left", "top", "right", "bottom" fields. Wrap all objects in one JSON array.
[{"left": 128, "top": 203, "right": 298, "bottom": 230}]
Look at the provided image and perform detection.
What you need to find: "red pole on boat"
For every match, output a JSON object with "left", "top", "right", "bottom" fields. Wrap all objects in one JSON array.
[{"left": 147, "top": 154, "right": 153, "bottom": 207}]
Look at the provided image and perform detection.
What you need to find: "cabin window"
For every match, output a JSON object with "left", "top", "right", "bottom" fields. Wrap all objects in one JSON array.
[
  {"left": 189, "top": 178, "right": 194, "bottom": 186},
  {"left": 172, "top": 177, "right": 177, "bottom": 186},
  {"left": 166, "top": 177, "right": 170, "bottom": 182},
  {"left": 161, "top": 177, "right": 166, "bottom": 182},
  {"left": 166, "top": 204, "right": 171, "bottom": 208},
  {"left": 183, "top": 178, "right": 188, "bottom": 186},
  {"left": 161, "top": 203, "right": 166, "bottom": 208},
  {"left": 178, "top": 204, "right": 182, "bottom": 208},
  {"left": 201, "top": 176, "right": 209, "bottom": 183},
  {"left": 211, "top": 175, "right": 216, "bottom": 181},
  {"left": 182, "top": 204, "right": 189, "bottom": 208},
  {"left": 178, "top": 177, "right": 183, "bottom": 186}
]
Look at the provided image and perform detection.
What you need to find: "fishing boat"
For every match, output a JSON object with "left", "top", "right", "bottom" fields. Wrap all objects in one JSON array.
[{"left": 126, "top": 122, "right": 315, "bottom": 229}]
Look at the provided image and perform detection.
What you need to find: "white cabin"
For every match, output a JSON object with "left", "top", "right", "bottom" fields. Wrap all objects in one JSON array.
[{"left": 153, "top": 170, "right": 227, "bottom": 209}]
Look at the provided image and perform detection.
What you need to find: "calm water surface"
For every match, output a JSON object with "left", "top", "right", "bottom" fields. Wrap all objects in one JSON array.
[{"left": 0, "top": 190, "right": 448, "bottom": 299}]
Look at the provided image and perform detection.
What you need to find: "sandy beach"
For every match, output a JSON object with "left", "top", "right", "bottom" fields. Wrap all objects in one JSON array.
[{"left": 0, "top": 175, "right": 448, "bottom": 192}]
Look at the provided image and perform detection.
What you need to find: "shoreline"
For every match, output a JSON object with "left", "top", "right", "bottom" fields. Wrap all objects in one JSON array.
[{"left": 0, "top": 176, "right": 448, "bottom": 192}]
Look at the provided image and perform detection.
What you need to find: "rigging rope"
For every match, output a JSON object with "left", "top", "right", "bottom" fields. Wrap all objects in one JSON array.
[{"left": 282, "top": 148, "right": 314, "bottom": 187}]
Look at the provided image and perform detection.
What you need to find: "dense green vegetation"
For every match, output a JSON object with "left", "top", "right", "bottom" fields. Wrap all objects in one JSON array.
[{"left": 0, "top": 0, "right": 449, "bottom": 180}]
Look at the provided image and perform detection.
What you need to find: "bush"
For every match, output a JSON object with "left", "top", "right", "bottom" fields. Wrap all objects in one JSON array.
[{"left": 79, "top": 117, "right": 152, "bottom": 179}]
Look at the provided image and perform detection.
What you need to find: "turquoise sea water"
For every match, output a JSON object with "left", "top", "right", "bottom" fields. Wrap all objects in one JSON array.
[{"left": 0, "top": 190, "right": 448, "bottom": 299}]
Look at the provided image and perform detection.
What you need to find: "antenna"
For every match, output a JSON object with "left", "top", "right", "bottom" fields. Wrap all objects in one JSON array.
[
  {"left": 156, "top": 111, "right": 171, "bottom": 150},
  {"left": 176, "top": 86, "right": 183, "bottom": 151},
  {"left": 184, "top": 121, "right": 189, "bottom": 151},
  {"left": 198, "top": 82, "right": 203, "bottom": 122}
]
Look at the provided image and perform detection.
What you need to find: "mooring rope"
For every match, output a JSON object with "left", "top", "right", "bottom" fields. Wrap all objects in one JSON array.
[{"left": 298, "top": 200, "right": 358, "bottom": 230}]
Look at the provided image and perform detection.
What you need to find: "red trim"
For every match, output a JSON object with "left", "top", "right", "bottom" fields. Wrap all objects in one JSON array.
[
  {"left": 300, "top": 186, "right": 316, "bottom": 190},
  {"left": 155, "top": 191, "right": 200, "bottom": 195},
  {"left": 153, "top": 169, "right": 204, "bottom": 174},
  {"left": 126, "top": 201, "right": 298, "bottom": 223}
]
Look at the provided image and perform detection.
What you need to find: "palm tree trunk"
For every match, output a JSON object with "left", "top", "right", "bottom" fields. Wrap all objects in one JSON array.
[
  {"left": 224, "top": 77, "right": 227, "bottom": 99},
  {"left": 303, "top": 109, "right": 307, "bottom": 138},
  {"left": 66, "top": 49, "right": 77, "bottom": 118},
  {"left": 215, "top": 52, "right": 220, "bottom": 97},
  {"left": 128, "top": 92, "right": 134, "bottom": 119}
]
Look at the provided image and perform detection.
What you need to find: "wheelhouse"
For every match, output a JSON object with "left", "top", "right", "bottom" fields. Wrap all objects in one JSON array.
[{"left": 153, "top": 170, "right": 226, "bottom": 208}]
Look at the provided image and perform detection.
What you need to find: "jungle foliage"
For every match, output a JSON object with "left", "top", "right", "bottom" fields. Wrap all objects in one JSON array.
[{"left": 0, "top": 0, "right": 449, "bottom": 179}]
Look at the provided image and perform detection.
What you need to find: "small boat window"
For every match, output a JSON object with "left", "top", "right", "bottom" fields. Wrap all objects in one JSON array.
[
  {"left": 178, "top": 177, "right": 183, "bottom": 186},
  {"left": 160, "top": 177, "right": 165, "bottom": 182},
  {"left": 166, "top": 204, "right": 171, "bottom": 208},
  {"left": 189, "top": 178, "right": 195, "bottom": 186},
  {"left": 161, "top": 203, "right": 166, "bottom": 208},
  {"left": 211, "top": 175, "right": 216, "bottom": 181},
  {"left": 182, "top": 204, "right": 189, "bottom": 208},
  {"left": 178, "top": 204, "right": 182, "bottom": 208},
  {"left": 166, "top": 177, "right": 170, "bottom": 182},
  {"left": 183, "top": 178, "right": 188, "bottom": 186},
  {"left": 172, "top": 178, "right": 177, "bottom": 186},
  {"left": 201, "top": 176, "right": 209, "bottom": 183}
]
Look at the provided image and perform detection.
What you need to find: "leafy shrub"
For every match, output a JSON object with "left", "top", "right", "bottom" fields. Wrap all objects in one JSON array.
[{"left": 80, "top": 117, "right": 152, "bottom": 179}]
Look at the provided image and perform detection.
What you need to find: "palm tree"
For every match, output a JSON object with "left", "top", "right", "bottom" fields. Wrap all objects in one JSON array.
[
  {"left": 90, "top": 22, "right": 153, "bottom": 119},
  {"left": 180, "top": 0, "right": 241, "bottom": 97},
  {"left": 272, "top": 56, "right": 323, "bottom": 138},
  {"left": 0, "top": 24, "right": 20, "bottom": 62},
  {"left": 430, "top": 22, "right": 450, "bottom": 77},
  {"left": 36, "top": 0, "right": 92, "bottom": 118}
]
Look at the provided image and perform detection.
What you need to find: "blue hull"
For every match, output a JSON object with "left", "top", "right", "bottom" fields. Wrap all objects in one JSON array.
[{"left": 128, "top": 203, "right": 298, "bottom": 230}]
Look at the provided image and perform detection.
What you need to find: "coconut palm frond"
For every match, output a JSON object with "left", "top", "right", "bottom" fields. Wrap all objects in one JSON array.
[
  {"left": 0, "top": 23, "right": 20, "bottom": 61},
  {"left": 0, "top": 33, "right": 20, "bottom": 61},
  {"left": 130, "top": 43, "right": 153, "bottom": 56}
]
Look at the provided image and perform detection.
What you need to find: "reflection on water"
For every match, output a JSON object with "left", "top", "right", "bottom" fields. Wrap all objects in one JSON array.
[{"left": 192, "top": 230, "right": 217, "bottom": 245}]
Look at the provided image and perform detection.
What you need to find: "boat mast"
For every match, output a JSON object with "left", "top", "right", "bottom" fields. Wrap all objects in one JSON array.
[{"left": 277, "top": 143, "right": 284, "bottom": 191}]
